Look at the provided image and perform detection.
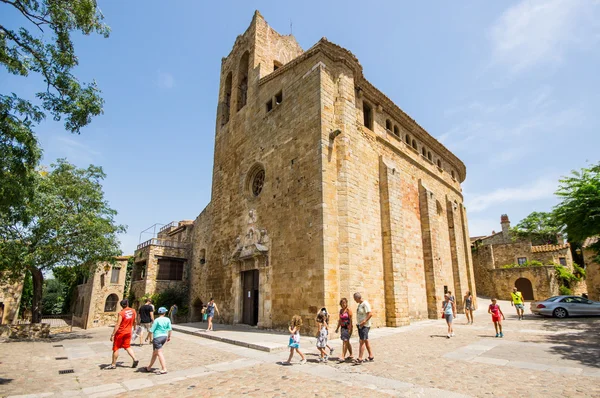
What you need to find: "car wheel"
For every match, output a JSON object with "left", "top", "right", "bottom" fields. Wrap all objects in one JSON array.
[{"left": 553, "top": 307, "right": 568, "bottom": 318}]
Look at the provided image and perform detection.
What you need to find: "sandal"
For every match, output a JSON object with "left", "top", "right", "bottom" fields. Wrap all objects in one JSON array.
[
  {"left": 368, "top": 357, "right": 374, "bottom": 362},
  {"left": 105, "top": 365, "right": 117, "bottom": 370},
  {"left": 353, "top": 358, "right": 364, "bottom": 365},
  {"left": 155, "top": 370, "right": 168, "bottom": 375}
]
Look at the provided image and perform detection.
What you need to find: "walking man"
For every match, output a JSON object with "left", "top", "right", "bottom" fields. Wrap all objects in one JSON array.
[
  {"left": 137, "top": 298, "right": 154, "bottom": 345},
  {"left": 511, "top": 287, "right": 525, "bottom": 320},
  {"left": 353, "top": 292, "right": 374, "bottom": 363},
  {"left": 107, "top": 299, "right": 139, "bottom": 369}
]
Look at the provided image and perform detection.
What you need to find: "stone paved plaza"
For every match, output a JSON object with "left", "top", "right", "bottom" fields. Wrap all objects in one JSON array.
[{"left": 1, "top": 300, "right": 599, "bottom": 397}]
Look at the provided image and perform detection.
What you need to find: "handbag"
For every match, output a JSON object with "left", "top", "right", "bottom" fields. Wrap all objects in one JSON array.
[{"left": 441, "top": 312, "right": 445, "bottom": 319}]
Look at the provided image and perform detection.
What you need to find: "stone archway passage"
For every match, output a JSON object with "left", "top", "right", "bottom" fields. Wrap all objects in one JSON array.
[{"left": 515, "top": 277, "right": 534, "bottom": 301}]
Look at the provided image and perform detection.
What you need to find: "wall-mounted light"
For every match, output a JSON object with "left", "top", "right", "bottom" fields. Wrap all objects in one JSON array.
[{"left": 329, "top": 129, "right": 342, "bottom": 141}]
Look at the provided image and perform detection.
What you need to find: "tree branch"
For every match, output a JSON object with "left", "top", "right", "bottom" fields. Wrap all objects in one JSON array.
[{"left": 0, "top": 0, "right": 52, "bottom": 32}]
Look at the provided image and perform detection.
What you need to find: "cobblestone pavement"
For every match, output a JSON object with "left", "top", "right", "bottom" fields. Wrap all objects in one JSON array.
[{"left": 2, "top": 300, "right": 599, "bottom": 397}]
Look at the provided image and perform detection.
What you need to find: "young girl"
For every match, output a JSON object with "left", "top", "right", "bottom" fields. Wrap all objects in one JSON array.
[
  {"left": 464, "top": 291, "right": 474, "bottom": 325},
  {"left": 488, "top": 298, "right": 505, "bottom": 337},
  {"left": 315, "top": 309, "right": 330, "bottom": 362},
  {"left": 335, "top": 298, "right": 353, "bottom": 362},
  {"left": 284, "top": 315, "right": 306, "bottom": 365},
  {"left": 442, "top": 294, "right": 456, "bottom": 338}
]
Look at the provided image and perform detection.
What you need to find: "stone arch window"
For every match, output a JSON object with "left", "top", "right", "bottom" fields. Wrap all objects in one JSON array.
[
  {"left": 385, "top": 119, "right": 392, "bottom": 131},
  {"left": 104, "top": 294, "right": 119, "bottom": 312},
  {"left": 273, "top": 60, "right": 282, "bottom": 71},
  {"left": 405, "top": 134, "right": 410, "bottom": 144},
  {"left": 421, "top": 147, "right": 427, "bottom": 157},
  {"left": 451, "top": 170, "right": 456, "bottom": 179},
  {"left": 246, "top": 164, "right": 266, "bottom": 197},
  {"left": 221, "top": 72, "right": 232, "bottom": 126},
  {"left": 393, "top": 125, "right": 400, "bottom": 137},
  {"left": 412, "top": 139, "right": 417, "bottom": 150},
  {"left": 363, "top": 101, "right": 373, "bottom": 130},
  {"left": 237, "top": 51, "right": 249, "bottom": 111},
  {"left": 427, "top": 151, "right": 432, "bottom": 161},
  {"left": 437, "top": 159, "right": 442, "bottom": 168},
  {"left": 200, "top": 249, "right": 206, "bottom": 265}
]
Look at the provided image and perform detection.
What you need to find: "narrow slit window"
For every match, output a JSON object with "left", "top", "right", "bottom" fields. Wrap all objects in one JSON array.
[
  {"left": 422, "top": 147, "right": 426, "bottom": 156},
  {"left": 437, "top": 159, "right": 442, "bottom": 168},
  {"left": 412, "top": 139, "right": 417, "bottom": 150},
  {"left": 275, "top": 91, "right": 283, "bottom": 105},
  {"left": 266, "top": 99, "right": 273, "bottom": 112},
  {"left": 237, "top": 51, "right": 249, "bottom": 111},
  {"left": 385, "top": 119, "right": 392, "bottom": 131},
  {"left": 451, "top": 170, "right": 456, "bottom": 179},
  {"left": 393, "top": 126, "right": 400, "bottom": 137},
  {"left": 427, "top": 151, "right": 432, "bottom": 161},
  {"left": 405, "top": 134, "right": 410, "bottom": 144},
  {"left": 222, "top": 72, "right": 232, "bottom": 127},
  {"left": 363, "top": 102, "right": 373, "bottom": 130}
]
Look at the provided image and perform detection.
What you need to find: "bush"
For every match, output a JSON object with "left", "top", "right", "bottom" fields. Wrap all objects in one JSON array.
[
  {"left": 501, "top": 260, "right": 544, "bottom": 269},
  {"left": 559, "top": 285, "right": 572, "bottom": 295},
  {"left": 142, "top": 288, "right": 189, "bottom": 317},
  {"left": 573, "top": 263, "right": 586, "bottom": 279}
]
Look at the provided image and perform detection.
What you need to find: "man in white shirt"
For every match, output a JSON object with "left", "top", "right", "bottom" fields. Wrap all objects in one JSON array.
[{"left": 354, "top": 292, "right": 374, "bottom": 363}]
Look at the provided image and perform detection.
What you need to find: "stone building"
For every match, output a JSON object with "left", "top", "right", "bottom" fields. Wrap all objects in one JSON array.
[
  {"left": 129, "top": 221, "right": 194, "bottom": 309},
  {"left": 472, "top": 215, "right": 583, "bottom": 301},
  {"left": 583, "top": 237, "right": 600, "bottom": 301},
  {"left": 135, "top": 11, "right": 476, "bottom": 329},
  {"left": 72, "top": 256, "right": 130, "bottom": 329},
  {"left": 0, "top": 275, "right": 24, "bottom": 325}
]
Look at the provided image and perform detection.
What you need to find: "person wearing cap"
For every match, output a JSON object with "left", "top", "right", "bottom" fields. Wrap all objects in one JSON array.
[
  {"left": 108, "top": 299, "right": 139, "bottom": 370},
  {"left": 145, "top": 306, "right": 173, "bottom": 374},
  {"left": 510, "top": 287, "right": 525, "bottom": 320}
]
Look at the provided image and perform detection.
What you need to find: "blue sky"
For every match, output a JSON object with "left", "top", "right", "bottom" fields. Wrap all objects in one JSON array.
[{"left": 2, "top": 1, "right": 599, "bottom": 252}]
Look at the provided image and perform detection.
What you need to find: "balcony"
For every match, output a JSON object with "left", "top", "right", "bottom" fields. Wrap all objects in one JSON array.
[
  {"left": 136, "top": 238, "right": 188, "bottom": 250},
  {"left": 159, "top": 221, "right": 179, "bottom": 233}
]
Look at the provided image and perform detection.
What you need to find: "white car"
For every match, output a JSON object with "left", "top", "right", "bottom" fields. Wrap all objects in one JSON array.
[{"left": 530, "top": 295, "right": 600, "bottom": 318}]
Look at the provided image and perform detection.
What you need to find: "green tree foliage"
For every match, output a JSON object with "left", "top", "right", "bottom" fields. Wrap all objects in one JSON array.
[
  {"left": 0, "top": 0, "right": 109, "bottom": 220},
  {"left": 553, "top": 163, "right": 600, "bottom": 247},
  {"left": 18, "top": 269, "right": 33, "bottom": 317},
  {"left": 41, "top": 278, "right": 65, "bottom": 315},
  {"left": 511, "top": 211, "right": 561, "bottom": 245},
  {"left": 0, "top": 159, "right": 125, "bottom": 322},
  {"left": 53, "top": 264, "right": 89, "bottom": 314}
]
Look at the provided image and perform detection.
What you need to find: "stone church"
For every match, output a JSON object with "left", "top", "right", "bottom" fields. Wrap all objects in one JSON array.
[{"left": 134, "top": 11, "right": 476, "bottom": 330}]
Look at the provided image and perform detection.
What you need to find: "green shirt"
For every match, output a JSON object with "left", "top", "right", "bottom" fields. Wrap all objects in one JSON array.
[{"left": 149, "top": 316, "right": 172, "bottom": 338}]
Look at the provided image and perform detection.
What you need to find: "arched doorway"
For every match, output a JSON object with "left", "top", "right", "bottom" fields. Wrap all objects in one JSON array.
[{"left": 515, "top": 278, "right": 534, "bottom": 300}]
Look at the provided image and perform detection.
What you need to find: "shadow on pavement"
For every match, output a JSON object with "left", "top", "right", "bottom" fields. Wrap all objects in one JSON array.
[
  {"left": 0, "top": 378, "right": 13, "bottom": 385},
  {"left": 525, "top": 317, "right": 600, "bottom": 368},
  {"left": 2, "top": 332, "right": 93, "bottom": 343}
]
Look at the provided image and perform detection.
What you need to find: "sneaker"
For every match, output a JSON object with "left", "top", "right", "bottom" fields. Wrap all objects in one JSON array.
[
  {"left": 499, "top": 332, "right": 504, "bottom": 338},
  {"left": 495, "top": 333, "right": 499, "bottom": 338},
  {"left": 300, "top": 359, "right": 307, "bottom": 364},
  {"left": 451, "top": 332, "right": 455, "bottom": 337},
  {"left": 324, "top": 355, "right": 329, "bottom": 361},
  {"left": 317, "top": 357, "right": 323, "bottom": 363},
  {"left": 132, "top": 360, "right": 139, "bottom": 368},
  {"left": 447, "top": 334, "right": 451, "bottom": 338}
]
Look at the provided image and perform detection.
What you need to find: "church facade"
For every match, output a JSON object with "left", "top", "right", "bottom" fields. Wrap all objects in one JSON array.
[{"left": 150, "top": 12, "right": 476, "bottom": 330}]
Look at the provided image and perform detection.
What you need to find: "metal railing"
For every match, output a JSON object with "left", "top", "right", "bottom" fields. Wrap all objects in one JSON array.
[
  {"left": 16, "top": 314, "right": 74, "bottom": 332},
  {"left": 159, "top": 221, "right": 179, "bottom": 233},
  {"left": 136, "top": 238, "right": 188, "bottom": 250}
]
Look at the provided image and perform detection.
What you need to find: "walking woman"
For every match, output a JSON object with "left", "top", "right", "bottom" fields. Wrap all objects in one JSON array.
[
  {"left": 464, "top": 291, "right": 474, "bottom": 324},
  {"left": 206, "top": 298, "right": 219, "bottom": 332},
  {"left": 335, "top": 298, "right": 353, "bottom": 362},
  {"left": 145, "top": 307, "right": 172, "bottom": 374},
  {"left": 442, "top": 293, "right": 456, "bottom": 338}
]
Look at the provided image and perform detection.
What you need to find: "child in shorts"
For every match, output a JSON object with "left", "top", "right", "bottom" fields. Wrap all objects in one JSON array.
[
  {"left": 284, "top": 315, "right": 306, "bottom": 365},
  {"left": 488, "top": 298, "right": 505, "bottom": 337},
  {"left": 316, "top": 309, "right": 330, "bottom": 362}
]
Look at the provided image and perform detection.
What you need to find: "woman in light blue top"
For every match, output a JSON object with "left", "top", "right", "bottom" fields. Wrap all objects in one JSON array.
[
  {"left": 442, "top": 294, "right": 456, "bottom": 338},
  {"left": 144, "top": 307, "right": 172, "bottom": 374}
]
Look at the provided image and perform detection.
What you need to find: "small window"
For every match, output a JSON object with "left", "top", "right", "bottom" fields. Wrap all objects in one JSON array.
[
  {"left": 422, "top": 147, "right": 426, "bottom": 156},
  {"left": 100, "top": 274, "right": 105, "bottom": 288},
  {"left": 363, "top": 102, "right": 373, "bottom": 130},
  {"left": 266, "top": 99, "right": 273, "bottom": 112},
  {"left": 157, "top": 258, "right": 184, "bottom": 281},
  {"left": 200, "top": 249, "right": 206, "bottom": 265},
  {"left": 252, "top": 169, "right": 265, "bottom": 197},
  {"left": 437, "top": 159, "right": 442, "bottom": 168},
  {"left": 517, "top": 257, "right": 527, "bottom": 266},
  {"left": 273, "top": 60, "right": 283, "bottom": 71},
  {"left": 275, "top": 91, "right": 283, "bottom": 105},
  {"left": 110, "top": 268, "right": 120, "bottom": 284},
  {"left": 385, "top": 119, "right": 392, "bottom": 131},
  {"left": 393, "top": 126, "right": 400, "bottom": 137},
  {"left": 412, "top": 139, "right": 417, "bottom": 150},
  {"left": 427, "top": 151, "right": 432, "bottom": 161},
  {"left": 405, "top": 134, "right": 410, "bottom": 144},
  {"left": 104, "top": 294, "right": 119, "bottom": 312},
  {"left": 451, "top": 170, "right": 456, "bottom": 179},
  {"left": 559, "top": 257, "right": 567, "bottom": 266},
  {"left": 133, "top": 262, "right": 146, "bottom": 281}
]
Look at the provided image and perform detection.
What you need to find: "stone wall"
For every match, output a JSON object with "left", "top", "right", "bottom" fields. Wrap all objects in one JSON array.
[
  {"left": 0, "top": 275, "right": 24, "bottom": 324},
  {"left": 487, "top": 266, "right": 558, "bottom": 301},
  {"left": 584, "top": 248, "right": 600, "bottom": 301},
  {"left": 0, "top": 323, "right": 50, "bottom": 339}
]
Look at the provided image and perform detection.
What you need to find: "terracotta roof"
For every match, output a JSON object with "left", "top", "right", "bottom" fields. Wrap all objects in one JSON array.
[
  {"left": 531, "top": 243, "right": 570, "bottom": 253},
  {"left": 583, "top": 237, "right": 599, "bottom": 248}
]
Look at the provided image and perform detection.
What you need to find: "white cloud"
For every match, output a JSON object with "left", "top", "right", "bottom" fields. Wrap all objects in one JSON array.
[
  {"left": 489, "top": 0, "right": 600, "bottom": 74},
  {"left": 52, "top": 135, "right": 100, "bottom": 165},
  {"left": 157, "top": 71, "right": 175, "bottom": 89},
  {"left": 466, "top": 177, "right": 557, "bottom": 213}
]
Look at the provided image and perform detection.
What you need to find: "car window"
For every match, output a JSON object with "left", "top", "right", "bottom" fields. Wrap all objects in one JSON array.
[
  {"left": 545, "top": 296, "right": 561, "bottom": 302},
  {"left": 559, "top": 298, "right": 571, "bottom": 303},
  {"left": 561, "top": 297, "right": 584, "bottom": 304}
]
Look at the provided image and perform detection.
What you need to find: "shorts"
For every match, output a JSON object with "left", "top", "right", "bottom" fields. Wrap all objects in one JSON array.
[
  {"left": 465, "top": 305, "right": 473, "bottom": 311},
  {"left": 112, "top": 333, "right": 131, "bottom": 351},
  {"left": 445, "top": 314, "right": 453, "bottom": 324},
  {"left": 515, "top": 304, "right": 524, "bottom": 310},
  {"left": 140, "top": 322, "right": 152, "bottom": 332},
  {"left": 152, "top": 336, "right": 168, "bottom": 350},
  {"left": 340, "top": 327, "right": 351, "bottom": 341},
  {"left": 357, "top": 326, "right": 370, "bottom": 341},
  {"left": 492, "top": 315, "right": 502, "bottom": 322},
  {"left": 288, "top": 337, "right": 299, "bottom": 349}
]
